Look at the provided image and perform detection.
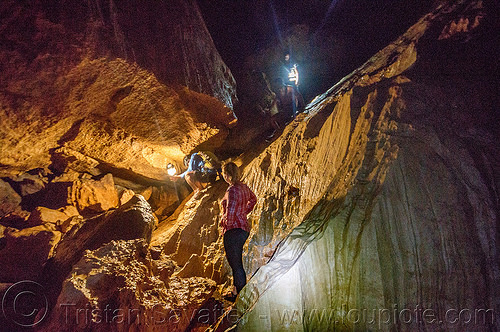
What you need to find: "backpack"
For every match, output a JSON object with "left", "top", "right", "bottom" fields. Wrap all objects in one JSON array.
[{"left": 198, "top": 151, "right": 221, "bottom": 183}]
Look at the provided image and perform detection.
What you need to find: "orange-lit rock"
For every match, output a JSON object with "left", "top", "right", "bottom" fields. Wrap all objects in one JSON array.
[
  {"left": 0, "top": 0, "right": 498, "bottom": 331},
  {"left": 26, "top": 206, "right": 78, "bottom": 226},
  {"left": 0, "top": 0, "right": 237, "bottom": 181},
  {"left": 56, "top": 214, "right": 84, "bottom": 234},
  {"left": 147, "top": 185, "right": 182, "bottom": 218},
  {"left": 151, "top": 182, "right": 229, "bottom": 284},
  {"left": 7, "top": 171, "right": 48, "bottom": 197},
  {"left": 49, "top": 194, "right": 155, "bottom": 273},
  {"left": 0, "top": 180, "right": 23, "bottom": 218},
  {"left": 16, "top": 173, "right": 119, "bottom": 216},
  {"left": 37, "top": 194, "right": 156, "bottom": 315},
  {"left": 119, "top": 188, "right": 136, "bottom": 206},
  {"left": 69, "top": 173, "right": 119, "bottom": 214},
  {"left": 39, "top": 239, "right": 216, "bottom": 332},
  {"left": 0, "top": 224, "right": 61, "bottom": 282}
]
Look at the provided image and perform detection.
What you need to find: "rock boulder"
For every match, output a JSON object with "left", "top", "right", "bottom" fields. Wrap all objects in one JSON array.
[
  {"left": 0, "top": 224, "right": 61, "bottom": 282},
  {"left": 39, "top": 239, "right": 216, "bottom": 332}
]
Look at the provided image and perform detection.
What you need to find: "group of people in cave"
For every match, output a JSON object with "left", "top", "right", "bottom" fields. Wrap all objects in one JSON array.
[
  {"left": 264, "top": 51, "right": 306, "bottom": 140},
  {"left": 170, "top": 152, "right": 256, "bottom": 302},
  {"left": 166, "top": 51, "right": 304, "bottom": 302}
]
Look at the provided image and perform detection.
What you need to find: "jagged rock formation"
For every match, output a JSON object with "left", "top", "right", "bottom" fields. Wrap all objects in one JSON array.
[
  {"left": 1, "top": 0, "right": 499, "bottom": 331},
  {"left": 48, "top": 194, "right": 155, "bottom": 273},
  {"left": 0, "top": 0, "right": 237, "bottom": 180},
  {"left": 0, "top": 222, "right": 61, "bottom": 282},
  {"left": 148, "top": 2, "right": 499, "bottom": 330},
  {"left": 1, "top": 192, "right": 154, "bottom": 282},
  {"left": 0, "top": 0, "right": 239, "bottom": 325},
  {"left": 151, "top": 181, "right": 229, "bottom": 283},
  {"left": 39, "top": 239, "right": 216, "bottom": 332},
  {"left": 226, "top": 0, "right": 499, "bottom": 331},
  {"left": 1, "top": 0, "right": 239, "bottom": 329}
]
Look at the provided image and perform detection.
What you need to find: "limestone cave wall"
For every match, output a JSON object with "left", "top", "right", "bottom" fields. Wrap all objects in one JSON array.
[
  {"left": 0, "top": 0, "right": 239, "bottom": 330},
  {"left": 0, "top": 0, "right": 499, "bottom": 331},
  {"left": 0, "top": 0, "right": 237, "bottom": 179},
  {"left": 232, "top": 0, "right": 500, "bottom": 331}
]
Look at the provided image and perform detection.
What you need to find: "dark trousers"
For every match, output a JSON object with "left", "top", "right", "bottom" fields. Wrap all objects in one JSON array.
[{"left": 223, "top": 228, "right": 249, "bottom": 294}]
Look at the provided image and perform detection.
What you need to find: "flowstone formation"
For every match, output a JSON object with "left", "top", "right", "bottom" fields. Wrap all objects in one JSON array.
[{"left": 226, "top": 0, "right": 499, "bottom": 331}]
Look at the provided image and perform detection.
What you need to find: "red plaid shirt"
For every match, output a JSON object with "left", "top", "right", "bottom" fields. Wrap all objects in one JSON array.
[{"left": 221, "top": 182, "right": 257, "bottom": 233}]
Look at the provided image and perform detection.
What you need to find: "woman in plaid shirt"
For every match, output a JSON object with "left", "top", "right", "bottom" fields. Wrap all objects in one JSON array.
[{"left": 220, "top": 162, "right": 257, "bottom": 298}]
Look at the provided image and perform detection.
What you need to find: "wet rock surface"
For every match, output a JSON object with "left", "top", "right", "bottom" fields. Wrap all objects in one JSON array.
[{"left": 231, "top": 0, "right": 500, "bottom": 331}]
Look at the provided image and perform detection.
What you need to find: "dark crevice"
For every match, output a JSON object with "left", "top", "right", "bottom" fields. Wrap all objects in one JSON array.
[
  {"left": 109, "top": 85, "right": 133, "bottom": 109},
  {"left": 57, "top": 118, "right": 85, "bottom": 146},
  {"left": 96, "top": 161, "right": 169, "bottom": 187}
]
